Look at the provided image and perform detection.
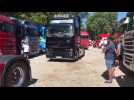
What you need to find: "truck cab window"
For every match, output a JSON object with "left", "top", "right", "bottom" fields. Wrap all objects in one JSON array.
[{"left": 48, "top": 24, "right": 74, "bottom": 38}]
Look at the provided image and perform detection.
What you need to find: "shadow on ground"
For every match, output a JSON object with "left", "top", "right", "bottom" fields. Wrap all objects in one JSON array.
[
  {"left": 116, "top": 66, "right": 134, "bottom": 87},
  {"left": 48, "top": 59, "right": 77, "bottom": 63},
  {"left": 48, "top": 56, "right": 84, "bottom": 63},
  {"left": 101, "top": 66, "right": 134, "bottom": 87},
  {"left": 25, "top": 78, "right": 38, "bottom": 87},
  {"left": 101, "top": 70, "right": 109, "bottom": 80},
  {"left": 29, "top": 53, "right": 46, "bottom": 59}
]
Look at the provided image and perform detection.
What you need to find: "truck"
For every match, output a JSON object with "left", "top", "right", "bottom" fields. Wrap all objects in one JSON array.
[
  {"left": 46, "top": 14, "right": 85, "bottom": 60},
  {"left": 80, "top": 31, "right": 89, "bottom": 49},
  {"left": 122, "top": 12, "right": 134, "bottom": 72},
  {"left": 0, "top": 55, "right": 32, "bottom": 87},
  {"left": 12, "top": 18, "right": 40, "bottom": 57},
  {"left": 0, "top": 15, "right": 40, "bottom": 57}
]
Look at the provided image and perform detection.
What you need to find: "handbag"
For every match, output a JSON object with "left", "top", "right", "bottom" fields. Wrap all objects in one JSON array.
[{"left": 114, "top": 67, "right": 125, "bottom": 78}]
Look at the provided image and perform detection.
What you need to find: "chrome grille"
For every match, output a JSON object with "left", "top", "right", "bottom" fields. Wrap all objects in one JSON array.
[{"left": 124, "top": 31, "right": 134, "bottom": 65}]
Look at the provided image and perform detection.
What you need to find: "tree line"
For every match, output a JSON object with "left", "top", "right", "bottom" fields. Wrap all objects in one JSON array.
[{"left": 0, "top": 12, "right": 81, "bottom": 24}]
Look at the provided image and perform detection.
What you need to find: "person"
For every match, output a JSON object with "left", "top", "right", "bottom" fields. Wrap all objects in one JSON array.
[
  {"left": 103, "top": 37, "right": 116, "bottom": 83},
  {"left": 21, "top": 36, "right": 29, "bottom": 59},
  {"left": 114, "top": 38, "right": 121, "bottom": 67},
  {"left": 114, "top": 37, "right": 125, "bottom": 78}
]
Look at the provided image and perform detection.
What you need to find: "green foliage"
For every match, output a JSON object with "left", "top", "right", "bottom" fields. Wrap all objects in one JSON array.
[
  {"left": 87, "top": 12, "right": 118, "bottom": 40},
  {"left": 8, "top": 12, "right": 81, "bottom": 25},
  {"left": 13, "top": 12, "right": 50, "bottom": 24}
]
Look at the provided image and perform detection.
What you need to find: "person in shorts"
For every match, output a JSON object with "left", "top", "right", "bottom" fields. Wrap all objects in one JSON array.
[{"left": 103, "top": 37, "right": 116, "bottom": 83}]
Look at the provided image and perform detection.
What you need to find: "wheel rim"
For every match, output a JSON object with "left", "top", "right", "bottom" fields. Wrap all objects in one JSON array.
[{"left": 6, "top": 66, "right": 25, "bottom": 87}]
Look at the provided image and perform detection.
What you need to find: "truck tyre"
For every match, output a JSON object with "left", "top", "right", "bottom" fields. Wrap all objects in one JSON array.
[
  {"left": 73, "top": 50, "right": 79, "bottom": 60},
  {"left": 82, "top": 48, "right": 85, "bottom": 57},
  {"left": 79, "top": 48, "right": 85, "bottom": 57},
  {"left": 4, "top": 61, "right": 29, "bottom": 87}
]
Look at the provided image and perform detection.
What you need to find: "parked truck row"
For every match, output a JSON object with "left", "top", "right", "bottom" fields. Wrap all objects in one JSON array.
[
  {"left": 0, "top": 15, "right": 47, "bottom": 87},
  {"left": 0, "top": 15, "right": 47, "bottom": 57},
  {"left": 0, "top": 14, "right": 89, "bottom": 87}
]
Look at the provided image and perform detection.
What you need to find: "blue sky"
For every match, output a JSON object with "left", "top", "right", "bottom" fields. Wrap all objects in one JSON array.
[{"left": 117, "top": 12, "right": 127, "bottom": 21}]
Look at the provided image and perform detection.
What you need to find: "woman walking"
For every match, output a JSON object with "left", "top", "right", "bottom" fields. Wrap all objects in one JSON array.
[{"left": 103, "top": 37, "right": 116, "bottom": 83}]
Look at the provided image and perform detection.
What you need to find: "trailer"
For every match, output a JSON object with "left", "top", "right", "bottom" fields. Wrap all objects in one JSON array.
[{"left": 0, "top": 55, "right": 32, "bottom": 87}]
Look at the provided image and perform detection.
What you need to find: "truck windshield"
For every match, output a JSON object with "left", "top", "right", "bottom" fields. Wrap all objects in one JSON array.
[
  {"left": 47, "top": 24, "right": 74, "bottom": 38},
  {"left": 0, "top": 23, "right": 15, "bottom": 33}
]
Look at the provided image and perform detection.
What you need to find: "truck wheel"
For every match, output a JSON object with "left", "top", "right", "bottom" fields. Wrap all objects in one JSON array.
[
  {"left": 4, "top": 62, "right": 29, "bottom": 87},
  {"left": 73, "top": 50, "right": 79, "bottom": 60},
  {"left": 82, "top": 48, "right": 85, "bottom": 57},
  {"left": 79, "top": 48, "right": 85, "bottom": 57}
]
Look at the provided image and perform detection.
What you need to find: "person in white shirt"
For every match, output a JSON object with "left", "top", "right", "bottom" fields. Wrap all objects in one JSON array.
[{"left": 21, "top": 36, "right": 29, "bottom": 59}]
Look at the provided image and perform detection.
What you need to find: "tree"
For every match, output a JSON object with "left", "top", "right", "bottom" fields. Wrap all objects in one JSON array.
[
  {"left": 87, "top": 12, "right": 118, "bottom": 40},
  {"left": 8, "top": 12, "right": 81, "bottom": 24}
]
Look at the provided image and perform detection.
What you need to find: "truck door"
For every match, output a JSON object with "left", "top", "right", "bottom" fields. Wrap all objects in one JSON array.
[{"left": 0, "top": 22, "right": 17, "bottom": 55}]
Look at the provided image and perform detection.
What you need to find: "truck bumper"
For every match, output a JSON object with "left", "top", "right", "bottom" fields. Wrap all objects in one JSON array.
[{"left": 46, "top": 49, "right": 74, "bottom": 59}]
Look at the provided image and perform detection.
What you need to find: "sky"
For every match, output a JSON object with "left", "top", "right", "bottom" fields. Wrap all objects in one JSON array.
[{"left": 117, "top": 12, "right": 127, "bottom": 21}]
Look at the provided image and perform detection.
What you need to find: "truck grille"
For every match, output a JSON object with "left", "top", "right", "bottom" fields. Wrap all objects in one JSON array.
[
  {"left": 124, "top": 31, "right": 134, "bottom": 65},
  {"left": 124, "top": 54, "right": 133, "bottom": 65}
]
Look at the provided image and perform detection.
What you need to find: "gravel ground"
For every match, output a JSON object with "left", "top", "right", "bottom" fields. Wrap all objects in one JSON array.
[{"left": 28, "top": 48, "right": 134, "bottom": 87}]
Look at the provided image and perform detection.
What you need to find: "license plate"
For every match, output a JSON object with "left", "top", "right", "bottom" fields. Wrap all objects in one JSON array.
[{"left": 56, "top": 56, "right": 62, "bottom": 58}]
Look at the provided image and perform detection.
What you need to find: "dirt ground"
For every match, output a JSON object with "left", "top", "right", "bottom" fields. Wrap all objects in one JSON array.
[{"left": 28, "top": 47, "right": 134, "bottom": 87}]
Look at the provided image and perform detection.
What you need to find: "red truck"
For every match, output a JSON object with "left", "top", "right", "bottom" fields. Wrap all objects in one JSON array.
[
  {"left": 0, "top": 15, "right": 32, "bottom": 87},
  {"left": 0, "top": 55, "right": 32, "bottom": 87},
  {"left": 0, "top": 15, "right": 40, "bottom": 57},
  {"left": 80, "top": 31, "right": 89, "bottom": 49}
]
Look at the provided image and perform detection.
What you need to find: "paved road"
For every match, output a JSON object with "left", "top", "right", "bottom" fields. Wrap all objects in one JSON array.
[{"left": 28, "top": 48, "right": 134, "bottom": 87}]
